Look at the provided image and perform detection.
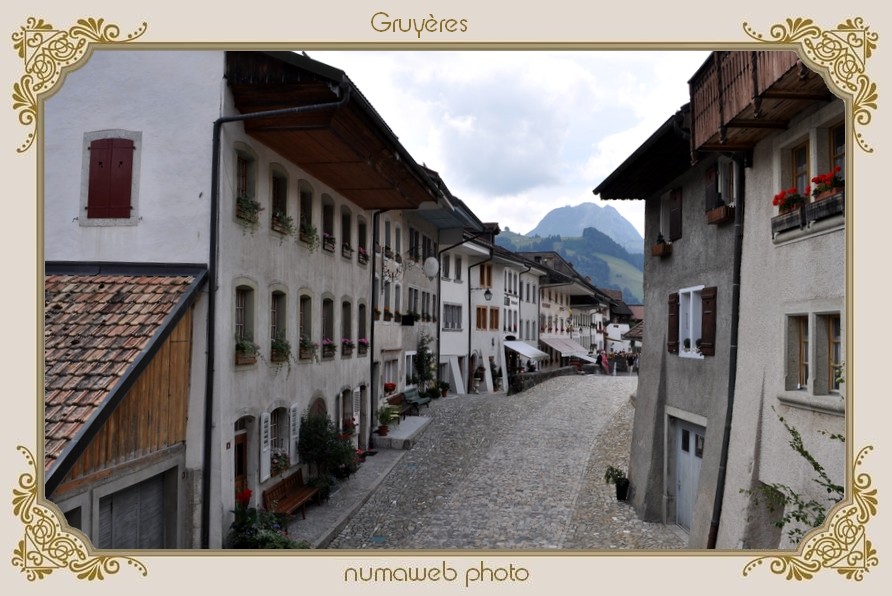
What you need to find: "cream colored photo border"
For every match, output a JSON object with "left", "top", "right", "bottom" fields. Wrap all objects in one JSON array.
[{"left": 2, "top": 2, "right": 886, "bottom": 594}]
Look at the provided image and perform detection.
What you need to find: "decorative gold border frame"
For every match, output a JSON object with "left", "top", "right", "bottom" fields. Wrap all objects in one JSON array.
[
  {"left": 10, "top": 14, "right": 879, "bottom": 584},
  {"left": 744, "top": 17, "right": 878, "bottom": 153}
]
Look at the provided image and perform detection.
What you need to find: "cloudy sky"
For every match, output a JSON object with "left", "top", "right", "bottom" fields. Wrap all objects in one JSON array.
[{"left": 307, "top": 50, "right": 712, "bottom": 238}]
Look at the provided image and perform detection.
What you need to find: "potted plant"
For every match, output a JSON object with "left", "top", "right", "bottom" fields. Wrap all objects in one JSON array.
[
  {"left": 383, "top": 381, "right": 396, "bottom": 394},
  {"left": 271, "top": 211, "right": 297, "bottom": 236},
  {"left": 341, "top": 337, "right": 355, "bottom": 355},
  {"left": 706, "top": 202, "right": 735, "bottom": 226},
  {"left": 321, "top": 337, "right": 336, "bottom": 358},
  {"left": 604, "top": 465, "right": 630, "bottom": 501},
  {"left": 299, "top": 218, "right": 320, "bottom": 251},
  {"left": 771, "top": 187, "right": 808, "bottom": 235},
  {"left": 236, "top": 195, "right": 263, "bottom": 224},
  {"left": 439, "top": 381, "right": 450, "bottom": 397},
  {"left": 235, "top": 336, "right": 259, "bottom": 365},
  {"left": 772, "top": 186, "right": 807, "bottom": 214},
  {"left": 270, "top": 332, "right": 292, "bottom": 363},
  {"left": 651, "top": 233, "right": 672, "bottom": 257},
  {"left": 811, "top": 166, "right": 844, "bottom": 201},
  {"left": 377, "top": 405, "right": 397, "bottom": 436},
  {"left": 298, "top": 334, "right": 318, "bottom": 361},
  {"left": 270, "top": 449, "right": 290, "bottom": 476}
]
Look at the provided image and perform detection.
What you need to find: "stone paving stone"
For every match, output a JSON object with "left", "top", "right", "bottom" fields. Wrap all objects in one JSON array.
[{"left": 327, "top": 374, "right": 685, "bottom": 550}]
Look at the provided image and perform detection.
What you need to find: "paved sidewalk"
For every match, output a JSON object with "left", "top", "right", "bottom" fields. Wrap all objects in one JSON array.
[
  {"left": 286, "top": 412, "right": 432, "bottom": 547},
  {"left": 287, "top": 374, "right": 685, "bottom": 550}
]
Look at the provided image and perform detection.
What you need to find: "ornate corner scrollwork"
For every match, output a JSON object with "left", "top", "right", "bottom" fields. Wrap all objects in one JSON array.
[
  {"left": 743, "top": 17, "right": 878, "bottom": 153},
  {"left": 11, "top": 17, "right": 147, "bottom": 153},
  {"left": 10, "top": 446, "right": 148, "bottom": 582},
  {"left": 743, "top": 446, "right": 878, "bottom": 582}
]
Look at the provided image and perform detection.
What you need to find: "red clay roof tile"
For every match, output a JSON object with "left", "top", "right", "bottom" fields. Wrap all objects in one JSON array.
[{"left": 44, "top": 272, "right": 196, "bottom": 471}]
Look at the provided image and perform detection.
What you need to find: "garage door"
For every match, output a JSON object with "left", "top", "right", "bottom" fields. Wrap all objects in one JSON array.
[{"left": 98, "top": 472, "right": 166, "bottom": 549}]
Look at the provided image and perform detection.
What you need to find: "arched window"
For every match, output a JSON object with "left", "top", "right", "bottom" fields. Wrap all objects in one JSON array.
[
  {"left": 270, "top": 290, "right": 288, "bottom": 361},
  {"left": 341, "top": 206, "right": 353, "bottom": 254},
  {"left": 234, "top": 284, "right": 256, "bottom": 364},
  {"left": 341, "top": 300, "right": 353, "bottom": 355},
  {"left": 321, "top": 195, "right": 335, "bottom": 251},
  {"left": 322, "top": 297, "right": 335, "bottom": 357}
]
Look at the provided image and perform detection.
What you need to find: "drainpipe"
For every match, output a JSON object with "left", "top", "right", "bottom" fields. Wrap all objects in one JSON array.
[
  {"left": 467, "top": 247, "right": 494, "bottom": 393},
  {"left": 707, "top": 153, "right": 746, "bottom": 549},
  {"left": 201, "top": 84, "right": 350, "bottom": 548},
  {"left": 369, "top": 208, "right": 389, "bottom": 440},
  {"left": 436, "top": 230, "right": 488, "bottom": 392}
]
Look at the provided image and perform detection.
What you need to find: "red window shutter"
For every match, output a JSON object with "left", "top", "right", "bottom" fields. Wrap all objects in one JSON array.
[
  {"left": 705, "top": 165, "right": 719, "bottom": 211},
  {"left": 667, "top": 292, "right": 679, "bottom": 354},
  {"left": 700, "top": 286, "right": 717, "bottom": 356},
  {"left": 87, "top": 138, "right": 133, "bottom": 219},
  {"left": 669, "top": 188, "right": 683, "bottom": 241}
]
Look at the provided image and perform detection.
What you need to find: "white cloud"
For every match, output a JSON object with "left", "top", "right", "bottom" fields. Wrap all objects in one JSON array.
[{"left": 308, "top": 50, "right": 711, "bottom": 238}]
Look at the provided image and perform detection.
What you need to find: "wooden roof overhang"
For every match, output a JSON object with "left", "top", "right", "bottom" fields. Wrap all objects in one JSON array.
[
  {"left": 225, "top": 51, "right": 440, "bottom": 210},
  {"left": 592, "top": 105, "right": 693, "bottom": 201},
  {"left": 689, "top": 51, "right": 834, "bottom": 153}
]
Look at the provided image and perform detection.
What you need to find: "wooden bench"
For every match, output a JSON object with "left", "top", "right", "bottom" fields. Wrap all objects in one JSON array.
[
  {"left": 403, "top": 387, "right": 432, "bottom": 410},
  {"left": 262, "top": 469, "right": 319, "bottom": 520},
  {"left": 387, "top": 393, "right": 417, "bottom": 420}
]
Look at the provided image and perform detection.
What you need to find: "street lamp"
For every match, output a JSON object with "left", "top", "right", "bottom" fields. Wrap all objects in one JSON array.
[{"left": 484, "top": 288, "right": 492, "bottom": 301}]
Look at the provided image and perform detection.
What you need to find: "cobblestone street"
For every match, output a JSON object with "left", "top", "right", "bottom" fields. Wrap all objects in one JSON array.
[{"left": 327, "top": 374, "right": 685, "bottom": 550}]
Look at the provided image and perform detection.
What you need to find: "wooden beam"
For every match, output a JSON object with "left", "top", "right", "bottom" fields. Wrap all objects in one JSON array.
[
  {"left": 725, "top": 119, "right": 789, "bottom": 129},
  {"left": 759, "top": 90, "right": 832, "bottom": 101}
]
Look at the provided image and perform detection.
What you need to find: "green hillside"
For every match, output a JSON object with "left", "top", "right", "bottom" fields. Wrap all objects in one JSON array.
[{"left": 495, "top": 227, "right": 643, "bottom": 303}]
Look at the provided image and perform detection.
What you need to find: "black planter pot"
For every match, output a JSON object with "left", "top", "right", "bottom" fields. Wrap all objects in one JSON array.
[{"left": 615, "top": 478, "right": 630, "bottom": 501}]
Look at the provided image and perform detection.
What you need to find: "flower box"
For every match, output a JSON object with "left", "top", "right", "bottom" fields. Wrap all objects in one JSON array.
[
  {"left": 805, "top": 192, "right": 844, "bottom": 223},
  {"left": 271, "top": 349, "right": 289, "bottom": 363},
  {"left": 771, "top": 206, "right": 806, "bottom": 235},
  {"left": 235, "top": 352, "right": 256, "bottom": 365},
  {"left": 651, "top": 242, "right": 672, "bottom": 258},
  {"left": 322, "top": 344, "right": 336, "bottom": 358},
  {"left": 322, "top": 235, "right": 336, "bottom": 252},
  {"left": 299, "top": 347, "right": 315, "bottom": 361},
  {"left": 706, "top": 204, "right": 735, "bottom": 226},
  {"left": 357, "top": 251, "right": 369, "bottom": 265},
  {"left": 342, "top": 245, "right": 354, "bottom": 258},
  {"left": 342, "top": 345, "right": 354, "bottom": 356},
  {"left": 813, "top": 187, "right": 844, "bottom": 202},
  {"left": 357, "top": 344, "right": 368, "bottom": 356}
]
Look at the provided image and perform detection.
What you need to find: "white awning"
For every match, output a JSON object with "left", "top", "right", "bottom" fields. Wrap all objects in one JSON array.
[
  {"left": 540, "top": 337, "right": 595, "bottom": 361},
  {"left": 504, "top": 340, "right": 549, "bottom": 360},
  {"left": 570, "top": 352, "right": 599, "bottom": 364}
]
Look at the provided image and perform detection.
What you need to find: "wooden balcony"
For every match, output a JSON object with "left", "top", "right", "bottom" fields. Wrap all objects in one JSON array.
[{"left": 690, "top": 51, "right": 833, "bottom": 153}]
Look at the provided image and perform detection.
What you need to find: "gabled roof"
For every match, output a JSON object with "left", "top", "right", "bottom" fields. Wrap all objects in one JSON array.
[
  {"left": 628, "top": 304, "right": 645, "bottom": 321},
  {"left": 600, "top": 289, "right": 633, "bottom": 317},
  {"left": 623, "top": 320, "right": 644, "bottom": 341},
  {"left": 44, "top": 263, "right": 207, "bottom": 487},
  {"left": 593, "top": 104, "right": 692, "bottom": 201}
]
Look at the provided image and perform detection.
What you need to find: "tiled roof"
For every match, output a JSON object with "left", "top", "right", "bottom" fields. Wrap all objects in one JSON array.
[
  {"left": 623, "top": 320, "right": 644, "bottom": 341},
  {"left": 628, "top": 305, "right": 645, "bottom": 321},
  {"left": 44, "top": 270, "right": 201, "bottom": 472}
]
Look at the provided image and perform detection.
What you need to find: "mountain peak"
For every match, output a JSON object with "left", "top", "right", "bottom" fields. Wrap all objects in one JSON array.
[{"left": 526, "top": 202, "right": 642, "bottom": 254}]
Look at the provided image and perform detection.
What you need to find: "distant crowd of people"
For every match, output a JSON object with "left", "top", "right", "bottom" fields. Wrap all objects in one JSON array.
[{"left": 594, "top": 348, "right": 639, "bottom": 375}]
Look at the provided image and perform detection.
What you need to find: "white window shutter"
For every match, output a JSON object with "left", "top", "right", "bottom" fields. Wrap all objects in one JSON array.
[
  {"left": 290, "top": 404, "right": 301, "bottom": 464},
  {"left": 352, "top": 388, "right": 361, "bottom": 420},
  {"left": 260, "top": 411, "right": 271, "bottom": 482}
]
